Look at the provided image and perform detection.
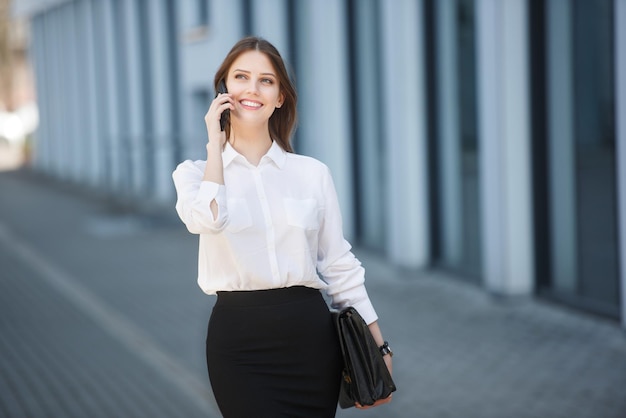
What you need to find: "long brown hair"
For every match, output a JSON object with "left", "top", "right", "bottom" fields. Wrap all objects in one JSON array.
[{"left": 213, "top": 36, "right": 297, "bottom": 153}]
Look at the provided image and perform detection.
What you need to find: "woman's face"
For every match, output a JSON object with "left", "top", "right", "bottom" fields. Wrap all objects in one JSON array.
[{"left": 225, "top": 50, "right": 284, "bottom": 128}]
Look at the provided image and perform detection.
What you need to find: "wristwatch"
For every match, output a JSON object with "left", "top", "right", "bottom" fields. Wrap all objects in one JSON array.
[{"left": 379, "top": 341, "right": 393, "bottom": 357}]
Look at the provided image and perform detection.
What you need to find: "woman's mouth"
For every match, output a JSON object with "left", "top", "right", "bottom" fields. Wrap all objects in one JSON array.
[{"left": 240, "top": 100, "right": 262, "bottom": 109}]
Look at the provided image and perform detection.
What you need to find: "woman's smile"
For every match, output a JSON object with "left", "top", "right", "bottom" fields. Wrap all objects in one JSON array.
[{"left": 240, "top": 99, "right": 263, "bottom": 109}]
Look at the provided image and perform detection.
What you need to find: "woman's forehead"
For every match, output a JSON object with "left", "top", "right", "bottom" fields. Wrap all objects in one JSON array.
[{"left": 229, "top": 50, "right": 277, "bottom": 75}]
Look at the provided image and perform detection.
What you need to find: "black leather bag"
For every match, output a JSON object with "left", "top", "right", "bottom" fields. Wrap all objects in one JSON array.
[{"left": 333, "top": 307, "right": 396, "bottom": 409}]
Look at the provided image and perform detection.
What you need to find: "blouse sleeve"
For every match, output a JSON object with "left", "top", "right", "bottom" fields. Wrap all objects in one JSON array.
[
  {"left": 172, "top": 160, "right": 228, "bottom": 234},
  {"left": 316, "top": 166, "right": 378, "bottom": 325}
]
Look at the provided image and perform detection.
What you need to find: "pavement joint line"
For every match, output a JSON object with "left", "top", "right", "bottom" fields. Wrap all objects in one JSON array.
[{"left": 0, "top": 222, "right": 220, "bottom": 417}]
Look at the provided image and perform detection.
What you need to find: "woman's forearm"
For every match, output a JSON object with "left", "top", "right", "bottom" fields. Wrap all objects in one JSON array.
[{"left": 203, "top": 142, "right": 224, "bottom": 219}]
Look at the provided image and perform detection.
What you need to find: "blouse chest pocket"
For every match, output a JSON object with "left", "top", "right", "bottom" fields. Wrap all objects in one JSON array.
[
  {"left": 283, "top": 198, "right": 320, "bottom": 231},
  {"left": 225, "top": 198, "right": 253, "bottom": 233}
]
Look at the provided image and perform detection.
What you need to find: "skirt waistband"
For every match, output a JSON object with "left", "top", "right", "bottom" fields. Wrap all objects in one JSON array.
[{"left": 215, "top": 286, "right": 321, "bottom": 308}]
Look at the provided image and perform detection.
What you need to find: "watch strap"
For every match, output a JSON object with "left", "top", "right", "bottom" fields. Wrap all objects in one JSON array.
[{"left": 379, "top": 341, "right": 393, "bottom": 357}]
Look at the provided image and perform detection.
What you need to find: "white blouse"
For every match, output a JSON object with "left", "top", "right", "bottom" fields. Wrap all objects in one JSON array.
[{"left": 172, "top": 141, "right": 377, "bottom": 324}]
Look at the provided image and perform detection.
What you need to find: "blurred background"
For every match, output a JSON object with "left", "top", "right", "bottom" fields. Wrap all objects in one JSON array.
[
  {"left": 5, "top": 0, "right": 625, "bottom": 326},
  {"left": 1, "top": 0, "right": 625, "bottom": 417}
]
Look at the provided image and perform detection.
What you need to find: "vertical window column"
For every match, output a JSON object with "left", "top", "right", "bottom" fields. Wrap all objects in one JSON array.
[
  {"left": 476, "top": 0, "right": 534, "bottom": 294},
  {"left": 90, "top": 0, "right": 114, "bottom": 190},
  {"left": 63, "top": 4, "right": 82, "bottom": 183},
  {"left": 431, "top": 0, "right": 482, "bottom": 280},
  {"left": 380, "top": 0, "right": 430, "bottom": 267},
  {"left": 145, "top": 0, "right": 174, "bottom": 201},
  {"left": 102, "top": 0, "right": 123, "bottom": 191},
  {"left": 48, "top": 8, "right": 67, "bottom": 178},
  {"left": 76, "top": 0, "right": 102, "bottom": 186},
  {"left": 547, "top": 0, "right": 577, "bottom": 294},
  {"left": 435, "top": 0, "right": 462, "bottom": 268},
  {"left": 543, "top": 0, "right": 619, "bottom": 318},
  {"left": 347, "top": 0, "right": 385, "bottom": 249},
  {"left": 120, "top": 0, "right": 146, "bottom": 196}
]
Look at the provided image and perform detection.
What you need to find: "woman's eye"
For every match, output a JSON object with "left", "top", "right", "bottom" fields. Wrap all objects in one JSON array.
[
  {"left": 234, "top": 74, "right": 246, "bottom": 80},
  {"left": 261, "top": 78, "right": 274, "bottom": 85}
]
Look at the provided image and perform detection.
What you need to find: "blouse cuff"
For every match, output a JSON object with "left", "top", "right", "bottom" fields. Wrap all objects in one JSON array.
[
  {"left": 331, "top": 284, "right": 379, "bottom": 325},
  {"left": 351, "top": 298, "right": 378, "bottom": 325},
  {"left": 195, "top": 182, "right": 226, "bottom": 224},
  {"left": 197, "top": 181, "right": 221, "bottom": 202}
]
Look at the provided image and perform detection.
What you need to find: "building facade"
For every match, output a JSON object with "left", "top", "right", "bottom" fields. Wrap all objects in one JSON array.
[{"left": 13, "top": 0, "right": 626, "bottom": 328}]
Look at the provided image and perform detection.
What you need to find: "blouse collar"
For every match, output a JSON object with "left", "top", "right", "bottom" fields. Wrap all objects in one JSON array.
[{"left": 223, "top": 140, "right": 287, "bottom": 169}]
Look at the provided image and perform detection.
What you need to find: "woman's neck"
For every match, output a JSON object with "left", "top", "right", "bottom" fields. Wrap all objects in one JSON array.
[{"left": 229, "top": 124, "right": 272, "bottom": 166}]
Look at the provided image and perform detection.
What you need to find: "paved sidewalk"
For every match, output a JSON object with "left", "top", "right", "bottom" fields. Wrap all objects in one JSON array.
[{"left": 0, "top": 169, "right": 625, "bottom": 418}]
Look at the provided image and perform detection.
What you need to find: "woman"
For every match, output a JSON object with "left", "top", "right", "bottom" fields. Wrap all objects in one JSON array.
[{"left": 172, "top": 36, "right": 392, "bottom": 417}]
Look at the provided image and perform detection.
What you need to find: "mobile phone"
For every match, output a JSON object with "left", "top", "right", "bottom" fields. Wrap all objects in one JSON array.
[{"left": 216, "top": 80, "right": 230, "bottom": 131}]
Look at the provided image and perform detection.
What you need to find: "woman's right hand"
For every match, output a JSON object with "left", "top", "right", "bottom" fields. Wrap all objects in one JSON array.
[{"left": 204, "top": 92, "right": 234, "bottom": 149}]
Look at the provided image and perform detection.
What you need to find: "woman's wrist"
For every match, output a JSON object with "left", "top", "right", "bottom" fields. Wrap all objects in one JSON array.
[
  {"left": 203, "top": 140, "right": 225, "bottom": 184},
  {"left": 367, "top": 321, "right": 385, "bottom": 347},
  {"left": 206, "top": 139, "right": 223, "bottom": 153},
  {"left": 379, "top": 341, "right": 393, "bottom": 357}
]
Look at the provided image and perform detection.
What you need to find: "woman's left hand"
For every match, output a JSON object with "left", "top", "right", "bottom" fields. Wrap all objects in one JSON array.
[{"left": 355, "top": 394, "right": 393, "bottom": 410}]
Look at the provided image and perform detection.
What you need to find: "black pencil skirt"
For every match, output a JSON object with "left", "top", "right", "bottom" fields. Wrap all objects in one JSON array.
[{"left": 206, "top": 286, "right": 343, "bottom": 418}]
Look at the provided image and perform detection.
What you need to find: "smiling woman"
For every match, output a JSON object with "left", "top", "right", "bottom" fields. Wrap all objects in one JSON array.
[
  {"left": 209, "top": 37, "right": 297, "bottom": 156},
  {"left": 223, "top": 52, "right": 284, "bottom": 143},
  {"left": 171, "top": 36, "right": 392, "bottom": 418}
]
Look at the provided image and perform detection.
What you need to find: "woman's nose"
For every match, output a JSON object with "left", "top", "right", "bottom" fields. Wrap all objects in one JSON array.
[{"left": 245, "top": 80, "right": 260, "bottom": 94}]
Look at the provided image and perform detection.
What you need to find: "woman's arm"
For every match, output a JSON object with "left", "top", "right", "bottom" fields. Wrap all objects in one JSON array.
[
  {"left": 171, "top": 92, "right": 233, "bottom": 233},
  {"left": 314, "top": 165, "right": 393, "bottom": 408},
  {"left": 172, "top": 162, "right": 227, "bottom": 234},
  {"left": 203, "top": 91, "right": 232, "bottom": 219},
  {"left": 203, "top": 141, "right": 224, "bottom": 220}
]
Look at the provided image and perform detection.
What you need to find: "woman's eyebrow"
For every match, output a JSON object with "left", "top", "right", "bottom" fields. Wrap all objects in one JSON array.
[{"left": 232, "top": 69, "right": 277, "bottom": 77}]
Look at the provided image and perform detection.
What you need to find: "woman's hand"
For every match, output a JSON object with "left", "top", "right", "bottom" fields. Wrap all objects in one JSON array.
[
  {"left": 204, "top": 92, "right": 233, "bottom": 149},
  {"left": 355, "top": 395, "right": 393, "bottom": 410}
]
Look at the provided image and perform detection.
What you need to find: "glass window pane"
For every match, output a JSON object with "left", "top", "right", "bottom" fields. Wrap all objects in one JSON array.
[
  {"left": 544, "top": 0, "right": 619, "bottom": 317},
  {"left": 430, "top": 0, "right": 482, "bottom": 280},
  {"left": 572, "top": 0, "right": 619, "bottom": 308}
]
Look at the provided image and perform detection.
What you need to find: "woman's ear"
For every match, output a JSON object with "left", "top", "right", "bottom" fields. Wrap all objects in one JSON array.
[{"left": 276, "top": 92, "right": 285, "bottom": 108}]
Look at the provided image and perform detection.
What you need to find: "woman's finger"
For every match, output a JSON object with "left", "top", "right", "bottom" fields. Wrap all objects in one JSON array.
[
  {"left": 204, "top": 94, "right": 233, "bottom": 145},
  {"left": 354, "top": 394, "right": 393, "bottom": 410}
]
